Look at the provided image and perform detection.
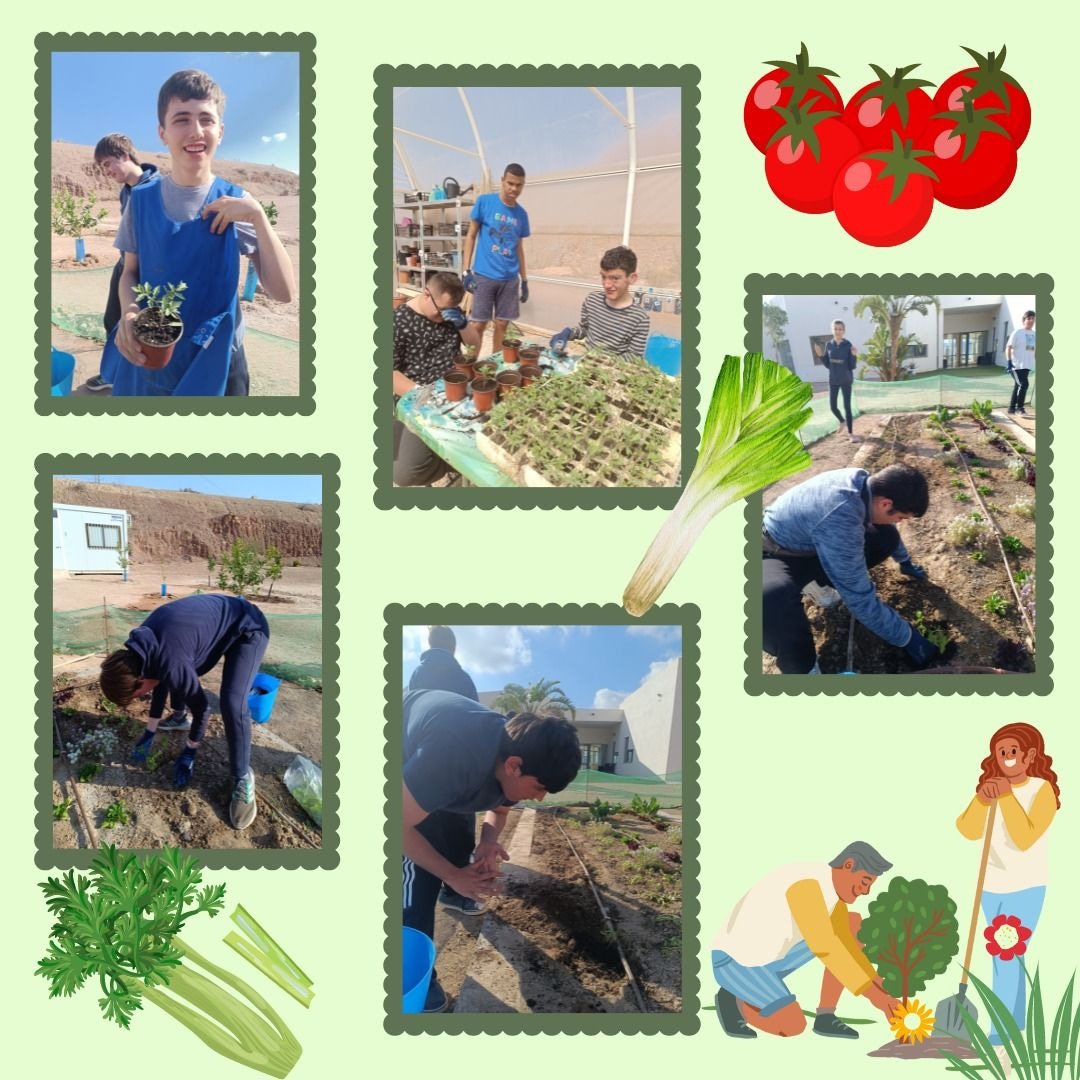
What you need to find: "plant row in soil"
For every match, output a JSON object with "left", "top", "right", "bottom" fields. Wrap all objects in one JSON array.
[
  {"left": 805, "top": 410, "right": 1037, "bottom": 674},
  {"left": 482, "top": 350, "right": 681, "bottom": 487}
]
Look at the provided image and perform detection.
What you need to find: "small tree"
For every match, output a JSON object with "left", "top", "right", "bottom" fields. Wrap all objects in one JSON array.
[
  {"left": 858, "top": 322, "right": 922, "bottom": 381},
  {"left": 206, "top": 553, "right": 216, "bottom": 587},
  {"left": 853, "top": 294, "right": 937, "bottom": 382},
  {"left": 51, "top": 190, "right": 108, "bottom": 261},
  {"left": 858, "top": 877, "right": 960, "bottom": 1004},
  {"left": 216, "top": 540, "right": 266, "bottom": 597},
  {"left": 762, "top": 301, "right": 791, "bottom": 370},
  {"left": 116, "top": 542, "right": 131, "bottom": 583},
  {"left": 264, "top": 545, "right": 283, "bottom": 599}
]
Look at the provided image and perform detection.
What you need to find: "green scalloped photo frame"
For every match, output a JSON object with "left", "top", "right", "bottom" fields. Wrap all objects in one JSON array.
[
  {"left": 372, "top": 65, "right": 700, "bottom": 508},
  {"left": 35, "top": 453, "right": 340, "bottom": 870},
  {"left": 742, "top": 273, "right": 1053, "bottom": 695},
  {"left": 35, "top": 33, "right": 316, "bottom": 415},
  {"left": 382, "top": 602, "right": 701, "bottom": 1034}
]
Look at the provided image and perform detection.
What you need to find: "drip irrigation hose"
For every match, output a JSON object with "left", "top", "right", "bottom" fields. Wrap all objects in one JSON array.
[
  {"left": 937, "top": 419, "right": 1036, "bottom": 647},
  {"left": 549, "top": 810, "right": 649, "bottom": 1012},
  {"left": 52, "top": 715, "right": 100, "bottom": 850}
]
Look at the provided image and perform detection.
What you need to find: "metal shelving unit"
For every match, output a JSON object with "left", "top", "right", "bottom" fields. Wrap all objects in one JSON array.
[{"left": 393, "top": 198, "right": 474, "bottom": 294}]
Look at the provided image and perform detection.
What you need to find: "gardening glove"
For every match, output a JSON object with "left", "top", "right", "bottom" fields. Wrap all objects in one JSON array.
[
  {"left": 549, "top": 327, "right": 573, "bottom": 354},
  {"left": 440, "top": 306, "right": 467, "bottom": 330},
  {"left": 461, "top": 270, "right": 477, "bottom": 293},
  {"left": 904, "top": 626, "right": 941, "bottom": 669},
  {"left": 519, "top": 278, "right": 529, "bottom": 304},
  {"left": 173, "top": 747, "right": 198, "bottom": 790},
  {"left": 899, "top": 559, "right": 927, "bottom": 580},
  {"left": 130, "top": 729, "right": 156, "bottom": 764}
]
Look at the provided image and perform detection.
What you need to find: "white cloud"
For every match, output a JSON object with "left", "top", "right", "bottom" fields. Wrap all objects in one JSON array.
[
  {"left": 626, "top": 625, "right": 681, "bottom": 644},
  {"left": 453, "top": 626, "right": 532, "bottom": 676},
  {"left": 593, "top": 688, "right": 628, "bottom": 709},
  {"left": 402, "top": 626, "right": 427, "bottom": 665},
  {"left": 644, "top": 656, "right": 680, "bottom": 683},
  {"left": 258, "top": 52, "right": 273, "bottom": 57},
  {"left": 261, "top": 133, "right": 288, "bottom": 144}
]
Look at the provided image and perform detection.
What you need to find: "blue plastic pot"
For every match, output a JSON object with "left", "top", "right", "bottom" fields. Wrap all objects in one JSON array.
[
  {"left": 402, "top": 928, "right": 436, "bottom": 1013},
  {"left": 644, "top": 334, "right": 681, "bottom": 376},
  {"left": 50, "top": 347, "right": 75, "bottom": 396},
  {"left": 248, "top": 672, "right": 281, "bottom": 724}
]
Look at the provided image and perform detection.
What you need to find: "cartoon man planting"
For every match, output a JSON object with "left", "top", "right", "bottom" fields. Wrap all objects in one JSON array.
[{"left": 711, "top": 840, "right": 901, "bottom": 1039}]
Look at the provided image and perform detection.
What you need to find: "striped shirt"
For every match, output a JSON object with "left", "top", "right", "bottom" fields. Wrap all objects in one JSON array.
[{"left": 570, "top": 292, "right": 650, "bottom": 360}]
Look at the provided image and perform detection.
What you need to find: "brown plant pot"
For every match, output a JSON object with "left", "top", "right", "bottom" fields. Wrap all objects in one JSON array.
[
  {"left": 406, "top": 254, "right": 420, "bottom": 267},
  {"left": 398, "top": 269, "right": 411, "bottom": 284},
  {"left": 453, "top": 357, "right": 475, "bottom": 380},
  {"left": 496, "top": 370, "right": 523, "bottom": 399},
  {"left": 133, "top": 312, "right": 183, "bottom": 370},
  {"left": 443, "top": 371, "right": 469, "bottom": 402},
  {"left": 518, "top": 345, "right": 541, "bottom": 365},
  {"left": 470, "top": 377, "right": 497, "bottom": 412},
  {"left": 519, "top": 364, "right": 542, "bottom": 386},
  {"left": 501, "top": 337, "right": 522, "bottom": 364},
  {"left": 474, "top": 360, "right": 498, "bottom": 379}
]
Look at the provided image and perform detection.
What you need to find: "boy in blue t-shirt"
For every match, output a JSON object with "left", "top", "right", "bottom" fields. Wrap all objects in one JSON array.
[
  {"left": 106, "top": 69, "right": 294, "bottom": 396},
  {"left": 462, "top": 163, "right": 530, "bottom": 355}
]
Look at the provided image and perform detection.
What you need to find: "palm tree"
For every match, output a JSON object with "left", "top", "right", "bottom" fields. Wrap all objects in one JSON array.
[
  {"left": 858, "top": 322, "right": 922, "bottom": 382},
  {"left": 852, "top": 294, "right": 938, "bottom": 381},
  {"left": 493, "top": 678, "right": 575, "bottom": 720}
]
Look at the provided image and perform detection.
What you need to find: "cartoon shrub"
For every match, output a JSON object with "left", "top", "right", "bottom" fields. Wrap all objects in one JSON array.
[{"left": 858, "top": 877, "right": 960, "bottom": 1003}]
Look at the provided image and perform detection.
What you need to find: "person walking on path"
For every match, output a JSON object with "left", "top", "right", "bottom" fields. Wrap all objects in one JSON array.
[
  {"left": 814, "top": 320, "right": 859, "bottom": 441},
  {"left": 1006, "top": 310, "right": 1036, "bottom": 416}
]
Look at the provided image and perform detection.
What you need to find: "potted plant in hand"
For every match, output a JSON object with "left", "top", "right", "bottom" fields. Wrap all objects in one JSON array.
[{"left": 132, "top": 281, "right": 187, "bottom": 369}]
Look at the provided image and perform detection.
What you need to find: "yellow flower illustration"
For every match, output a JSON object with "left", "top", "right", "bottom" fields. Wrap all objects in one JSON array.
[{"left": 889, "top": 998, "right": 935, "bottom": 1044}]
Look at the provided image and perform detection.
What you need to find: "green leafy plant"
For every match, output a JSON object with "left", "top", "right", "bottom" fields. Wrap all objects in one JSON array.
[
  {"left": 78, "top": 763, "right": 102, "bottom": 782},
  {"left": 969, "top": 550, "right": 986, "bottom": 564},
  {"left": 629, "top": 794, "right": 662, "bottom": 821},
  {"left": 217, "top": 539, "right": 268, "bottom": 597},
  {"left": 954, "top": 491, "right": 973, "bottom": 503},
  {"left": 913, "top": 611, "right": 951, "bottom": 654},
  {"left": 858, "top": 877, "right": 959, "bottom": 1003},
  {"left": 133, "top": 280, "right": 187, "bottom": 324},
  {"left": 264, "top": 545, "right": 284, "bottom": 600},
  {"left": 52, "top": 797, "right": 73, "bottom": 821},
  {"left": 624, "top": 353, "right": 811, "bottom": 615},
  {"left": 984, "top": 592, "right": 1009, "bottom": 616},
  {"left": 145, "top": 749, "right": 164, "bottom": 773},
  {"left": 589, "top": 798, "right": 623, "bottom": 822},
  {"left": 951, "top": 478, "right": 965, "bottom": 488},
  {"left": 259, "top": 200, "right": 279, "bottom": 226},
  {"left": 102, "top": 799, "right": 130, "bottom": 829},
  {"left": 51, "top": 190, "right": 107, "bottom": 239},
  {"left": 974, "top": 467, "right": 991, "bottom": 479},
  {"left": 1014, "top": 568, "right": 1033, "bottom": 586},
  {"left": 977, "top": 484, "right": 994, "bottom": 497},
  {"left": 930, "top": 404, "right": 958, "bottom": 425},
  {"left": 970, "top": 398, "right": 994, "bottom": 423},
  {"left": 1002, "top": 534, "right": 1024, "bottom": 555},
  {"left": 36, "top": 846, "right": 303, "bottom": 1077},
  {"left": 207, "top": 553, "right": 217, "bottom": 586}
]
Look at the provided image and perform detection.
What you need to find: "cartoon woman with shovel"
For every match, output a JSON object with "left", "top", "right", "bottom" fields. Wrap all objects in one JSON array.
[{"left": 954, "top": 723, "right": 1060, "bottom": 1065}]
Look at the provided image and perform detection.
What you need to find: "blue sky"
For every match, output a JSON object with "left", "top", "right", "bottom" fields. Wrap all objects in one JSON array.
[
  {"left": 52, "top": 51, "right": 300, "bottom": 173},
  {"left": 403, "top": 625, "right": 681, "bottom": 709},
  {"left": 58, "top": 475, "right": 321, "bottom": 504}
]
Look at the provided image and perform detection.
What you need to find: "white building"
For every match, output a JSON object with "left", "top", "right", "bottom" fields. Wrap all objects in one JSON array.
[
  {"left": 765, "top": 294, "right": 1036, "bottom": 384},
  {"left": 479, "top": 657, "right": 682, "bottom": 780},
  {"left": 52, "top": 503, "right": 131, "bottom": 575}
]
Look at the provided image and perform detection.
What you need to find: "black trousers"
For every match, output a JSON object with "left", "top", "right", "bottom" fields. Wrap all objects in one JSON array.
[
  {"left": 829, "top": 381, "right": 854, "bottom": 433},
  {"left": 393, "top": 417, "right": 451, "bottom": 486},
  {"left": 762, "top": 526, "right": 900, "bottom": 673},
  {"left": 1009, "top": 368, "right": 1030, "bottom": 412},
  {"left": 402, "top": 810, "right": 476, "bottom": 939}
]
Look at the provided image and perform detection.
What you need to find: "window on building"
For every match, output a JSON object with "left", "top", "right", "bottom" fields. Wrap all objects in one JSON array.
[
  {"left": 85, "top": 523, "right": 121, "bottom": 550},
  {"left": 624, "top": 736, "right": 634, "bottom": 764}
]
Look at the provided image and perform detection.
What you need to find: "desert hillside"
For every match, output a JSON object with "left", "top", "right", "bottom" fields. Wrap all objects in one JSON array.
[
  {"left": 53, "top": 479, "right": 322, "bottom": 561},
  {"left": 51, "top": 140, "right": 300, "bottom": 201}
]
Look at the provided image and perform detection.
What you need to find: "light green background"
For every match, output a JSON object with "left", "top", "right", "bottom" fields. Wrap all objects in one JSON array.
[{"left": 9, "top": 2, "right": 1076, "bottom": 1078}]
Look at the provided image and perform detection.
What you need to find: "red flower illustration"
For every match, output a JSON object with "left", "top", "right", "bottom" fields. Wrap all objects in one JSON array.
[{"left": 984, "top": 914, "right": 1032, "bottom": 961}]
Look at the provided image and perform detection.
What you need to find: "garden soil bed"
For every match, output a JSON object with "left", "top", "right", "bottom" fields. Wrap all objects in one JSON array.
[
  {"left": 435, "top": 807, "right": 682, "bottom": 1012},
  {"left": 764, "top": 412, "right": 1037, "bottom": 675},
  {"left": 51, "top": 668, "right": 323, "bottom": 851}
]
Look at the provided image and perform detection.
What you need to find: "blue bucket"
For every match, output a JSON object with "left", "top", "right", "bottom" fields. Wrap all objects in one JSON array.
[
  {"left": 644, "top": 334, "right": 681, "bottom": 376},
  {"left": 402, "top": 928, "right": 436, "bottom": 1013},
  {"left": 50, "top": 347, "right": 76, "bottom": 396},
  {"left": 248, "top": 672, "right": 281, "bottom": 724}
]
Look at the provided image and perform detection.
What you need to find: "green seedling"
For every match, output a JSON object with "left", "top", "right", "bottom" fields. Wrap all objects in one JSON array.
[
  {"left": 52, "top": 798, "right": 73, "bottom": 821},
  {"left": 259, "top": 200, "right": 279, "bottom": 226},
  {"left": 969, "top": 550, "right": 985, "bottom": 564},
  {"left": 970, "top": 398, "right": 994, "bottom": 423},
  {"left": 133, "top": 280, "right": 187, "bottom": 325},
  {"left": 1001, "top": 535, "right": 1024, "bottom": 555},
  {"left": 976, "top": 484, "right": 994, "bottom": 497},
  {"left": 145, "top": 750, "right": 164, "bottom": 773},
  {"left": 78, "top": 763, "right": 102, "bottom": 782},
  {"left": 983, "top": 593, "right": 1009, "bottom": 616},
  {"left": 1014, "top": 568, "right": 1033, "bottom": 586},
  {"left": 630, "top": 794, "right": 663, "bottom": 821},
  {"left": 954, "top": 492, "right": 972, "bottom": 503},
  {"left": 589, "top": 798, "right": 623, "bottom": 822},
  {"left": 974, "top": 467, "right": 991, "bottom": 479},
  {"left": 102, "top": 800, "right": 130, "bottom": 829},
  {"left": 951, "top": 478, "right": 965, "bottom": 488}
]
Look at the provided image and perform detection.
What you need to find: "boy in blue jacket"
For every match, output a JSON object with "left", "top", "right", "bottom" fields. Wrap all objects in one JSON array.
[
  {"left": 99, "top": 594, "right": 270, "bottom": 830},
  {"left": 103, "top": 69, "right": 294, "bottom": 396}
]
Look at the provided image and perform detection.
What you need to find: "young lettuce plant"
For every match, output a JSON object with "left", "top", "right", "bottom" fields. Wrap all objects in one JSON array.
[
  {"left": 623, "top": 353, "right": 812, "bottom": 615},
  {"left": 37, "top": 845, "right": 302, "bottom": 1078}
]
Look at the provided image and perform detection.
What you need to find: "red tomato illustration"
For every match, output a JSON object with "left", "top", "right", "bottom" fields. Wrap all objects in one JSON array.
[
  {"left": 765, "top": 105, "right": 862, "bottom": 213},
  {"left": 923, "top": 100, "right": 1018, "bottom": 208},
  {"left": 934, "top": 45, "right": 1030, "bottom": 148},
  {"left": 843, "top": 63, "right": 935, "bottom": 151},
  {"left": 745, "top": 42, "right": 843, "bottom": 153},
  {"left": 833, "top": 134, "right": 938, "bottom": 246}
]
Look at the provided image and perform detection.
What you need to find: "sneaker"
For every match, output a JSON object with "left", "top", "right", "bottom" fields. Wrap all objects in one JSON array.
[
  {"left": 802, "top": 581, "right": 841, "bottom": 608},
  {"left": 714, "top": 988, "right": 756, "bottom": 1038},
  {"left": 422, "top": 976, "right": 449, "bottom": 1013},
  {"left": 84, "top": 374, "right": 112, "bottom": 392},
  {"left": 1018, "top": 408, "right": 1028, "bottom": 416},
  {"left": 438, "top": 888, "right": 487, "bottom": 916},
  {"left": 157, "top": 712, "right": 192, "bottom": 732},
  {"left": 813, "top": 1012, "right": 859, "bottom": 1039},
  {"left": 229, "top": 769, "right": 257, "bottom": 830}
]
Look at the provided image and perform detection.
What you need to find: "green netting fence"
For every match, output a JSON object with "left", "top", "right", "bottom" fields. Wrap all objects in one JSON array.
[
  {"left": 51, "top": 267, "right": 300, "bottom": 395},
  {"left": 529, "top": 768, "right": 683, "bottom": 809},
  {"left": 799, "top": 370, "right": 1038, "bottom": 445},
  {"left": 53, "top": 606, "right": 322, "bottom": 689}
]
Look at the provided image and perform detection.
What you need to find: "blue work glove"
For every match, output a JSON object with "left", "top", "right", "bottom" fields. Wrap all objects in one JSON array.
[
  {"left": 520, "top": 278, "right": 529, "bottom": 304},
  {"left": 461, "top": 270, "right": 477, "bottom": 293},
  {"left": 440, "top": 306, "right": 467, "bottom": 331},
  {"left": 549, "top": 327, "right": 572, "bottom": 354},
  {"left": 130, "top": 729, "right": 156, "bottom": 764},
  {"left": 904, "top": 627, "right": 941, "bottom": 669},
  {"left": 173, "top": 747, "right": 198, "bottom": 790},
  {"left": 899, "top": 559, "right": 926, "bottom": 580},
  {"left": 1006, "top": 358, "right": 1014, "bottom": 373}
]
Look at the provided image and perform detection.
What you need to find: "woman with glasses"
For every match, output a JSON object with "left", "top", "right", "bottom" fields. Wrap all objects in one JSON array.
[{"left": 393, "top": 271, "right": 484, "bottom": 486}]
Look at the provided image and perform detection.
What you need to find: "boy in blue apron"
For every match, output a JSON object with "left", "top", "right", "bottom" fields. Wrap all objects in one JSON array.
[{"left": 102, "top": 69, "right": 294, "bottom": 396}]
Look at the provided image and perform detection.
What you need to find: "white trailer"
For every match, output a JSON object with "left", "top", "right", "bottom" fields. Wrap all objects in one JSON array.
[{"left": 53, "top": 503, "right": 131, "bottom": 575}]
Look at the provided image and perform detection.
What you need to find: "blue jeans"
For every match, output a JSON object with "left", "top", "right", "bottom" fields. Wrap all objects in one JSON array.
[
  {"left": 214, "top": 616, "right": 270, "bottom": 779},
  {"left": 981, "top": 886, "right": 1046, "bottom": 1044}
]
